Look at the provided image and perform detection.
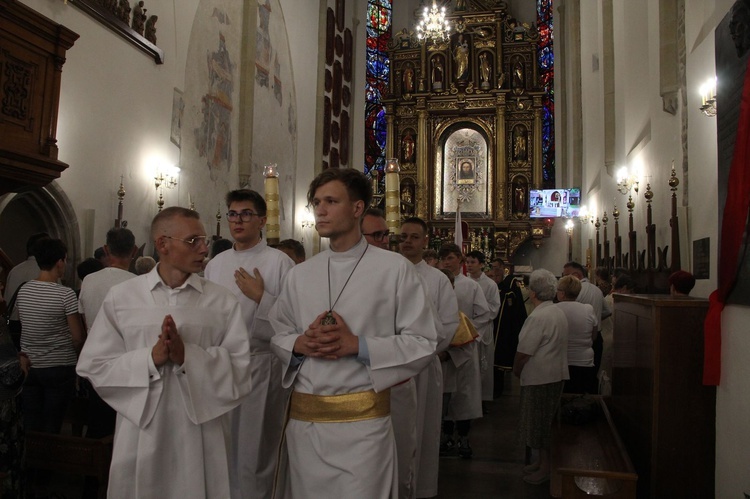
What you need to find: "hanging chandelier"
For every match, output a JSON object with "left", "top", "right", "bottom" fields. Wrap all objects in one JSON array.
[{"left": 416, "top": 1, "right": 451, "bottom": 43}]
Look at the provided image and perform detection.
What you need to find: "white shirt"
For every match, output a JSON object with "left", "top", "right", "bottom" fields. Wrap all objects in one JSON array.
[
  {"left": 78, "top": 267, "right": 136, "bottom": 330},
  {"left": 77, "top": 267, "right": 252, "bottom": 498},
  {"left": 556, "top": 301, "right": 597, "bottom": 367},
  {"left": 414, "top": 260, "right": 459, "bottom": 352},
  {"left": 517, "top": 301, "right": 569, "bottom": 386},
  {"left": 577, "top": 278, "right": 609, "bottom": 329}
]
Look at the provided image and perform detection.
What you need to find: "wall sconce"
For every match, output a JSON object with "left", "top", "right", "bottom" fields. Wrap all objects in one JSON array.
[
  {"left": 154, "top": 164, "right": 180, "bottom": 190},
  {"left": 699, "top": 77, "right": 717, "bottom": 117},
  {"left": 578, "top": 205, "right": 592, "bottom": 224},
  {"left": 616, "top": 166, "right": 639, "bottom": 195}
]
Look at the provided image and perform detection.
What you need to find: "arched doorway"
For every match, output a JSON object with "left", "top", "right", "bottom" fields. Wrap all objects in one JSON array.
[{"left": 0, "top": 182, "right": 81, "bottom": 287}]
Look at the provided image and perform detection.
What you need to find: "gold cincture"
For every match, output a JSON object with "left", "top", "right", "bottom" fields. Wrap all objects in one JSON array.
[{"left": 289, "top": 389, "right": 391, "bottom": 423}]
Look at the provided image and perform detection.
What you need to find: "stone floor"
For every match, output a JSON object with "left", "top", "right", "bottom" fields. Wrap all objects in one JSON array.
[
  {"left": 435, "top": 374, "right": 551, "bottom": 499},
  {"left": 44, "top": 374, "right": 551, "bottom": 499}
]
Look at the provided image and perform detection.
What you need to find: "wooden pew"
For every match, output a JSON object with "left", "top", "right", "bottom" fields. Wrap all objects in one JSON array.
[
  {"left": 550, "top": 395, "right": 637, "bottom": 498},
  {"left": 25, "top": 431, "right": 113, "bottom": 499}
]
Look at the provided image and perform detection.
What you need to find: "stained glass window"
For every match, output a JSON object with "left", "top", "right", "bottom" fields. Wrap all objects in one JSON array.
[
  {"left": 537, "top": 0, "right": 554, "bottom": 188},
  {"left": 366, "top": 0, "right": 391, "bottom": 192}
]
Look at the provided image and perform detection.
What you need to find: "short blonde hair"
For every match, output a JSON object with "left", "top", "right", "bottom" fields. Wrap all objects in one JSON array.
[{"left": 557, "top": 275, "right": 582, "bottom": 300}]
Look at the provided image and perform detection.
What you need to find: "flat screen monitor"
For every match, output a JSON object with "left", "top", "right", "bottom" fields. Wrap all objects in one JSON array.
[{"left": 529, "top": 188, "right": 581, "bottom": 218}]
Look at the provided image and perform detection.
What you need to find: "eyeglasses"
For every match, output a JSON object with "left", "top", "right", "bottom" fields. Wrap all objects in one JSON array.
[
  {"left": 226, "top": 210, "right": 262, "bottom": 223},
  {"left": 363, "top": 230, "right": 390, "bottom": 241},
  {"left": 164, "top": 235, "right": 209, "bottom": 248}
]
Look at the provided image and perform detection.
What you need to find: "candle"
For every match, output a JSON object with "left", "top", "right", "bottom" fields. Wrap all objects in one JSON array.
[
  {"left": 264, "top": 163, "right": 280, "bottom": 244},
  {"left": 385, "top": 159, "right": 401, "bottom": 236}
]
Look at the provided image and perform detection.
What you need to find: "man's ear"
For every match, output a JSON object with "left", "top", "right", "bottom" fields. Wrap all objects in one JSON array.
[{"left": 353, "top": 199, "right": 365, "bottom": 219}]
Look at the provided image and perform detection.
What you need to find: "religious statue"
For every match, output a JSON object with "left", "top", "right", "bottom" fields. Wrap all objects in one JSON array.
[
  {"left": 131, "top": 1, "right": 147, "bottom": 36},
  {"left": 401, "top": 131, "right": 415, "bottom": 163},
  {"left": 453, "top": 35, "right": 469, "bottom": 80},
  {"left": 145, "top": 15, "right": 158, "bottom": 45},
  {"left": 513, "top": 126, "right": 527, "bottom": 161},
  {"left": 400, "top": 183, "right": 415, "bottom": 215},
  {"left": 512, "top": 61, "right": 524, "bottom": 93},
  {"left": 117, "top": 0, "right": 131, "bottom": 25},
  {"left": 479, "top": 53, "right": 491, "bottom": 89},
  {"left": 431, "top": 57, "right": 444, "bottom": 91},
  {"left": 514, "top": 185, "right": 526, "bottom": 213},
  {"left": 403, "top": 66, "right": 414, "bottom": 94}
]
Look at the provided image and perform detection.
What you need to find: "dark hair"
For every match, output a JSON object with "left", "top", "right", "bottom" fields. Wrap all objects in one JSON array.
[
  {"left": 26, "top": 233, "right": 50, "bottom": 256},
  {"left": 438, "top": 243, "right": 463, "bottom": 260},
  {"left": 402, "top": 217, "right": 428, "bottom": 233},
  {"left": 612, "top": 267, "right": 629, "bottom": 279},
  {"left": 276, "top": 239, "right": 305, "bottom": 261},
  {"left": 34, "top": 238, "right": 67, "bottom": 270},
  {"left": 151, "top": 207, "right": 201, "bottom": 240},
  {"left": 77, "top": 257, "right": 104, "bottom": 281},
  {"left": 422, "top": 249, "right": 438, "bottom": 260},
  {"left": 307, "top": 168, "right": 373, "bottom": 209},
  {"left": 467, "top": 250, "right": 485, "bottom": 263},
  {"left": 595, "top": 267, "right": 611, "bottom": 282},
  {"left": 613, "top": 274, "right": 635, "bottom": 291},
  {"left": 94, "top": 246, "right": 106, "bottom": 261},
  {"left": 364, "top": 207, "right": 385, "bottom": 219},
  {"left": 563, "top": 261, "right": 586, "bottom": 275},
  {"left": 225, "top": 189, "right": 267, "bottom": 216},
  {"left": 106, "top": 228, "right": 136, "bottom": 258},
  {"left": 210, "top": 238, "right": 233, "bottom": 259},
  {"left": 492, "top": 257, "right": 505, "bottom": 267},
  {"left": 669, "top": 270, "right": 696, "bottom": 295}
]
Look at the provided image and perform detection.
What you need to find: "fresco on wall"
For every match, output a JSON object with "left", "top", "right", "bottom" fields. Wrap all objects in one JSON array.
[
  {"left": 194, "top": 31, "right": 234, "bottom": 174},
  {"left": 251, "top": 0, "right": 296, "bottom": 240}
]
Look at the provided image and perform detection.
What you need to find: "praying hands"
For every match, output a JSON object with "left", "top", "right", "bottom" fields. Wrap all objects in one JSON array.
[
  {"left": 152, "top": 314, "right": 185, "bottom": 367},
  {"left": 293, "top": 311, "right": 359, "bottom": 360}
]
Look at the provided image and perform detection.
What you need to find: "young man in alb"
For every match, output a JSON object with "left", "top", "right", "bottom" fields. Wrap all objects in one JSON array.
[{"left": 204, "top": 189, "right": 294, "bottom": 499}]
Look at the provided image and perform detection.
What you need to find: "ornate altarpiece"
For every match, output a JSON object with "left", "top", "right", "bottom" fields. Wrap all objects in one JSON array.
[{"left": 384, "top": 1, "right": 552, "bottom": 259}]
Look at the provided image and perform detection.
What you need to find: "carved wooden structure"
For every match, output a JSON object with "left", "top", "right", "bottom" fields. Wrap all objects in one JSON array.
[
  {"left": 0, "top": 0, "right": 78, "bottom": 195},
  {"left": 384, "top": 2, "right": 552, "bottom": 259}
]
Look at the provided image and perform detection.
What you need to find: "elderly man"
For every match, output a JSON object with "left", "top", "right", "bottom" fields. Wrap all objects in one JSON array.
[
  {"left": 77, "top": 207, "right": 252, "bottom": 498},
  {"left": 270, "top": 169, "right": 437, "bottom": 499}
]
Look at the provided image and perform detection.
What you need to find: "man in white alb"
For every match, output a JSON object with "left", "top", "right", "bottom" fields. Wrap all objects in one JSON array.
[
  {"left": 399, "top": 217, "right": 459, "bottom": 499},
  {"left": 204, "top": 189, "right": 294, "bottom": 499},
  {"left": 270, "top": 168, "right": 438, "bottom": 499},
  {"left": 438, "top": 243, "right": 492, "bottom": 459},
  {"left": 77, "top": 207, "right": 252, "bottom": 498},
  {"left": 465, "top": 250, "right": 501, "bottom": 409}
]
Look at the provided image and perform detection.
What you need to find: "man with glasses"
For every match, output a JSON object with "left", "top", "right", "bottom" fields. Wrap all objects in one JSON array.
[
  {"left": 77, "top": 206, "right": 252, "bottom": 498},
  {"left": 399, "top": 217, "right": 459, "bottom": 498},
  {"left": 361, "top": 207, "right": 390, "bottom": 249},
  {"left": 204, "top": 189, "right": 294, "bottom": 499}
]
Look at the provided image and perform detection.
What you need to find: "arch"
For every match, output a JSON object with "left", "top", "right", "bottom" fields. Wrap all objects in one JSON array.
[{"left": 0, "top": 182, "right": 81, "bottom": 286}]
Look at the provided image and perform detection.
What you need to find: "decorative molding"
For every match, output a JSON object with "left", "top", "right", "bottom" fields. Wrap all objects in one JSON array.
[{"left": 69, "top": 0, "right": 163, "bottom": 64}]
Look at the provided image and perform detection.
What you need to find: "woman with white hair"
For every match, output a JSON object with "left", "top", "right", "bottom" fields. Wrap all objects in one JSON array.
[{"left": 513, "top": 269, "right": 569, "bottom": 485}]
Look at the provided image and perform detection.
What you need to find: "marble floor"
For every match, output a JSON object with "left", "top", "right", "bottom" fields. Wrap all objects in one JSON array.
[{"left": 435, "top": 374, "right": 551, "bottom": 499}]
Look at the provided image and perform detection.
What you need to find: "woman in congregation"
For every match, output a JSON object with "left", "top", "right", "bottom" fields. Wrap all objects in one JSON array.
[
  {"left": 16, "top": 238, "right": 84, "bottom": 434},
  {"left": 556, "top": 275, "right": 598, "bottom": 394},
  {"left": 513, "top": 269, "right": 569, "bottom": 485}
]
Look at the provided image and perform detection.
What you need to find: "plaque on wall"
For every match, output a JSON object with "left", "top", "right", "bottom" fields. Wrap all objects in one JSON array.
[{"left": 692, "top": 237, "right": 710, "bottom": 280}]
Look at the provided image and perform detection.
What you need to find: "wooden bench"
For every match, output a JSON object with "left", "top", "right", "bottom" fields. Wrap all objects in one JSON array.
[
  {"left": 550, "top": 395, "right": 637, "bottom": 498},
  {"left": 25, "top": 431, "right": 113, "bottom": 499}
]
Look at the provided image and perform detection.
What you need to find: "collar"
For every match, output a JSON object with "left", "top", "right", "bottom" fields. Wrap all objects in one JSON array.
[
  {"left": 233, "top": 238, "right": 267, "bottom": 254},
  {"left": 146, "top": 264, "right": 204, "bottom": 293},
  {"left": 329, "top": 237, "right": 368, "bottom": 261}
]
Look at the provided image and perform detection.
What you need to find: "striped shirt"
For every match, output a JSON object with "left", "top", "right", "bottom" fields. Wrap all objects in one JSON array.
[{"left": 17, "top": 280, "right": 78, "bottom": 368}]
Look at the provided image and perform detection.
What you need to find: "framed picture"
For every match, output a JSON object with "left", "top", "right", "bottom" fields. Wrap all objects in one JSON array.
[
  {"left": 170, "top": 88, "right": 184, "bottom": 148},
  {"left": 457, "top": 158, "right": 476, "bottom": 184}
]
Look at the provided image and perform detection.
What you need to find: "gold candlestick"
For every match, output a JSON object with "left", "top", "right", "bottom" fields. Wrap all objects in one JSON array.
[
  {"left": 264, "top": 163, "right": 280, "bottom": 244},
  {"left": 385, "top": 159, "right": 401, "bottom": 236}
]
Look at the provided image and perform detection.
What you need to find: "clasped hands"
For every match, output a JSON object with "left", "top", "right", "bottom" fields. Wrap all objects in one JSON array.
[
  {"left": 293, "top": 311, "right": 359, "bottom": 360},
  {"left": 151, "top": 315, "right": 185, "bottom": 367}
]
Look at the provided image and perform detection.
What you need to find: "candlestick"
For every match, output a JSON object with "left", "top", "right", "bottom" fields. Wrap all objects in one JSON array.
[
  {"left": 264, "top": 163, "right": 280, "bottom": 244},
  {"left": 385, "top": 159, "right": 401, "bottom": 236}
]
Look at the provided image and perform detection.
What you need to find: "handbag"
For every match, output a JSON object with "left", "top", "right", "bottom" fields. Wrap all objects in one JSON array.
[{"left": 3, "top": 282, "right": 26, "bottom": 350}]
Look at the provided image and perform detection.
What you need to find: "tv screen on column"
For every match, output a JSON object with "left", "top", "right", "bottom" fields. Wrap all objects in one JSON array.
[{"left": 529, "top": 188, "right": 581, "bottom": 218}]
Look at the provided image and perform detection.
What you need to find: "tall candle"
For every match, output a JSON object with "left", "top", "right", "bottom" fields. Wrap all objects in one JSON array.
[
  {"left": 385, "top": 159, "right": 401, "bottom": 236},
  {"left": 264, "top": 163, "right": 280, "bottom": 244}
]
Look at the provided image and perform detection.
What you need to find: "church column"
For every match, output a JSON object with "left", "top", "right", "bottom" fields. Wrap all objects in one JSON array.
[
  {"left": 238, "top": 0, "right": 258, "bottom": 187},
  {"left": 533, "top": 96, "right": 543, "bottom": 189},
  {"left": 416, "top": 104, "right": 428, "bottom": 220},
  {"left": 495, "top": 94, "right": 507, "bottom": 220}
]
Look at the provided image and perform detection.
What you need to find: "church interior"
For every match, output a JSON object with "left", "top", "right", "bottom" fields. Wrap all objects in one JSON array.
[{"left": 1, "top": 0, "right": 749, "bottom": 497}]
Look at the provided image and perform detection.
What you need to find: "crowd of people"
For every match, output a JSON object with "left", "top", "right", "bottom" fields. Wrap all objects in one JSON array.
[{"left": 0, "top": 168, "right": 698, "bottom": 498}]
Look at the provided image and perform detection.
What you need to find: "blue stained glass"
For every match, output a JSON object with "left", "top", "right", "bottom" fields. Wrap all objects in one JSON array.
[
  {"left": 538, "top": 0, "right": 554, "bottom": 188},
  {"left": 366, "top": 0, "right": 391, "bottom": 179}
]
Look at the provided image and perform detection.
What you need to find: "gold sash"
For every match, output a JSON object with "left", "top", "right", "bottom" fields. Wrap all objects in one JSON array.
[
  {"left": 450, "top": 311, "right": 479, "bottom": 347},
  {"left": 289, "top": 389, "right": 391, "bottom": 423}
]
